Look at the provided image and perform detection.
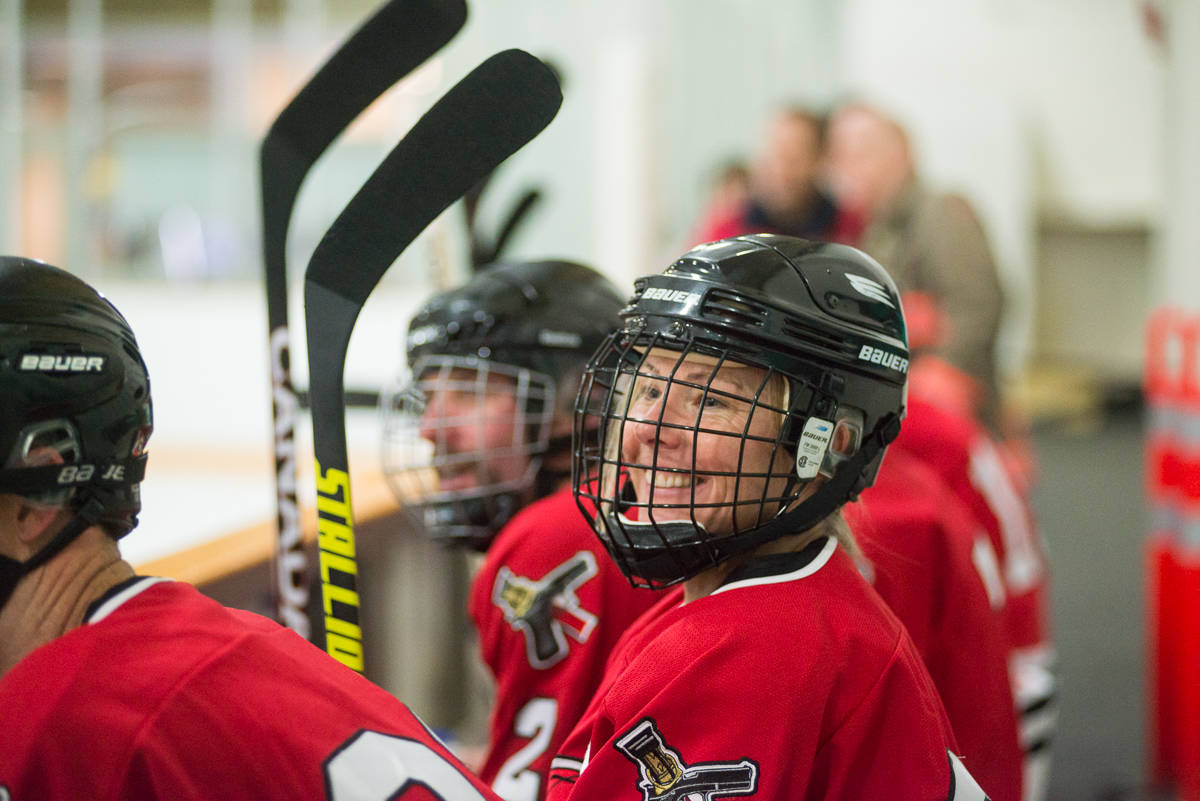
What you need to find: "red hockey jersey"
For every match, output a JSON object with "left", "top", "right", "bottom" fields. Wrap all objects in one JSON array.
[
  {"left": 468, "top": 488, "right": 664, "bottom": 801},
  {"left": 892, "top": 397, "right": 1056, "bottom": 801},
  {"left": 848, "top": 449, "right": 1023, "bottom": 801},
  {"left": 546, "top": 537, "right": 991, "bottom": 801},
  {"left": 0, "top": 577, "right": 502, "bottom": 801}
]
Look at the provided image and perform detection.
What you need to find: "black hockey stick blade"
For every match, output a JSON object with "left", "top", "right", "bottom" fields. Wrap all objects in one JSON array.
[
  {"left": 261, "top": 0, "right": 466, "bottom": 639},
  {"left": 304, "top": 48, "right": 562, "bottom": 672}
]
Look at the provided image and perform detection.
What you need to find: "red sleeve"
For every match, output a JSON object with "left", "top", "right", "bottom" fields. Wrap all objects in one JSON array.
[
  {"left": 852, "top": 452, "right": 1024, "bottom": 801},
  {"left": 830, "top": 206, "right": 866, "bottom": 245},
  {"left": 689, "top": 209, "right": 754, "bottom": 247},
  {"left": 894, "top": 400, "right": 1056, "bottom": 795},
  {"left": 468, "top": 489, "right": 664, "bottom": 801}
]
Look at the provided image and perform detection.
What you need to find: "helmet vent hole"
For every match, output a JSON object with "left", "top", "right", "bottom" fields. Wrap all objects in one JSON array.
[{"left": 701, "top": 291, "right": 766, "bottom": 328}]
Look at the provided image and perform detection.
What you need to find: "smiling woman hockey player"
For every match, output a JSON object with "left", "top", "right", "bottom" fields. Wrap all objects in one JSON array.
[
  {"left": 381, "top": 260, "right": 666, "bottom": 801},
  {"left": 550, "top": 234, "right": 992, "bottom": 800},
  {"left": 0, "top": 257, "right": 505, "bottom": 801}
]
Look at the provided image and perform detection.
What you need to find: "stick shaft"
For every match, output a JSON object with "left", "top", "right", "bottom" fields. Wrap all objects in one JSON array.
[{"left": 260, "top": 0, "right": 465, "bottom": 638}]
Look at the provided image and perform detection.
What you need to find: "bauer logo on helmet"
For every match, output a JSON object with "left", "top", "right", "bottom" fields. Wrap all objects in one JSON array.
[{"left": 19, "top": 353, "right": 106, "bottom": 373}]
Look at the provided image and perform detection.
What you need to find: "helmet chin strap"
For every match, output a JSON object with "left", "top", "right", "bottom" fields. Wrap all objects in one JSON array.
[{"left": 0, "top": 495, "right": 106, "bottom": 612}]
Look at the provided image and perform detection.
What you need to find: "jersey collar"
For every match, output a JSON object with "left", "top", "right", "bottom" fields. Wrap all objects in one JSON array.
[
  {"left": 710, "top": 536, "right": 836, "bottom": 596},
  {"left": 85, "top": 575, "right": 171, "bottom": 624}
]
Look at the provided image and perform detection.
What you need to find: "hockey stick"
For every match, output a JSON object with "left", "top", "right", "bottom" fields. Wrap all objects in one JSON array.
[
  {"left": 462, "top": 59, "right": 563, "bottom": 271},
  {"left": 261, "top": 0, "right": 466, "bottom": 638},
  {"left": 466, "top": 185, "right": 543, "bottom": 269},
  {"left": 304, "top": 48, "right": 562, "bottom": 672},
  {"left": 487, "top": 187, "right": 543, "bottom": 264}
]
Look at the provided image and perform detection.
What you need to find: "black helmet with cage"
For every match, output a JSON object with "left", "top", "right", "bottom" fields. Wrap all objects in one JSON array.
[
  {"left": 572, "top": 234, "right": 908, "bottom": 588},
  {"left": 381, "top": 259, "right": 624, "bottom": 550},
  {"left": 0, "top": 256, "right": 153, "bottom": 607}
]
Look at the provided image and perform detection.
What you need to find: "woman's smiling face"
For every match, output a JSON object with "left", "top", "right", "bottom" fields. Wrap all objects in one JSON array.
[{"left": 617, "top": 349, "right": 793, "bottom": 536}]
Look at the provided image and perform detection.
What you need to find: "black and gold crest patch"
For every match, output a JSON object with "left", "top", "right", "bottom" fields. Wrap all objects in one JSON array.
[{"left": 615, "top": 719, "right": 758, "bottom": 801}]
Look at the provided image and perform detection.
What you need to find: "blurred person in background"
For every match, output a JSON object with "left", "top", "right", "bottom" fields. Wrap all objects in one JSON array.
[
  {"left": 0, "top": 257, "right": 505, "bottom": 801},
  {"left": 825, "top": 101, "right": 1006, "bottom": 435},
  {"left": 381, "top": 260, "right": 664, "bottom": 801},
  {"left": 686, "top": 159, "right": 751, "bottom": 246},
  {"left": 692, "top": 106, "right": 861, "bottom": 246},
  {"left": 844, "top": 284, "right": 1032, "bottom": 796},
  {"left": 892, "top": 289, "right": 1056, "bottom": 801},
  {"left": 847, "top": 394, "right": 1024, "bottom": 799}
]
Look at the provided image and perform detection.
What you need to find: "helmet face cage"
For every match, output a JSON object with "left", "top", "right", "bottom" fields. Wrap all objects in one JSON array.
[
  {"left": 381, "top": 354, "right": 556, "bottom": 549},
  {"left": 575, "top": 328, "right": 846, "bottom": 589}
]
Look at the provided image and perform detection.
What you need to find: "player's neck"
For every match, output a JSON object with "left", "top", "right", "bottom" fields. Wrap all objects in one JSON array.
[
  {"left": 0, "top": 527, "right": 134, "bottom": 677},
  {"left": 683, "top": 556, "right": 744, "bottom": 603}
]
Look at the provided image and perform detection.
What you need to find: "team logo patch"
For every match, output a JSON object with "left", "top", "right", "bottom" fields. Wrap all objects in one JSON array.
[
  {"left": 493, "top": 551, "right": 598, "bottom": 669},
  {"left": 616, "top": 719, "right": 758, "bottom": 801}
]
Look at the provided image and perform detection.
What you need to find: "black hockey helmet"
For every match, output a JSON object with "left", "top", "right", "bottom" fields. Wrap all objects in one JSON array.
[
  {"left": 573, "top": 234, "right": 907, "bottom": 588},
  {"left": 381, "top": 260, "right": 624, "bottom": 549},
  {"left": 0, "top": 257, "right": 152, "bottom": 604}
]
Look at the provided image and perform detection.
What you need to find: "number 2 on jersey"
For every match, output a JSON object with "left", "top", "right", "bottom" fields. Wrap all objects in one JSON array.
[{"left": 492, "top": 698, "right": 558, "bottom": 801}]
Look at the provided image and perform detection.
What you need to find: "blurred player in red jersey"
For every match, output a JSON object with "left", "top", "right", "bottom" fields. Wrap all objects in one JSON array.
[
  {"left": 847, "top": 448, "right": 1024, "bottom": 801},
  {"left": 381, "top": 261, "right": 665, "bottom": 801},
  {"left": 0, "top": 257, "right": 504, "bottom": 801},
  {"left": 893, "top": 290, "right": 1056, "bottom": 801},
  {"left": 555, "top": 234, "right": 991, "bottom": 800}
]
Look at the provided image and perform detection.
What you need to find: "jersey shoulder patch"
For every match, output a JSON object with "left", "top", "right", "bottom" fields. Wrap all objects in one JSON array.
[
  {"left": 615, "top": 719, "right": 758, "bottom": 801},
  {"left": 492, "top": 550, "right": 599, "bottom": 668}
]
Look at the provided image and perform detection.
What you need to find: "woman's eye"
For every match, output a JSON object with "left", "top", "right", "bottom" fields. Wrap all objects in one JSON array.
[{"left": 639, "top": 384, "right": 662, "bottom": 401}]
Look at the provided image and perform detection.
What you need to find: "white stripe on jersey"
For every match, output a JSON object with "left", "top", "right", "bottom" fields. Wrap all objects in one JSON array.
[
  {"left": 87, "top": 577, "right": 171, "bottom": 624},
  {"left": 711, "top": 537, "right": 838, "bottom": 596},
  {"left": 549, "top": 757, "right": 583, "bottom": 773}
]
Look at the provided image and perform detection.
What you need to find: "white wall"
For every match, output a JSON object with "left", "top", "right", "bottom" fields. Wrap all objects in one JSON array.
[{"left": 835, "top": 0, "right": 1163, "bottom": 379}]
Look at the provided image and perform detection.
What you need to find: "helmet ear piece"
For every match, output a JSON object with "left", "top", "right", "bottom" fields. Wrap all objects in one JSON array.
[
  {"left": 817, "top": 406, "right": 865, "bottom": 480},
  {"left": 5, "top": 423, "right": 77, "bottom": 507}
]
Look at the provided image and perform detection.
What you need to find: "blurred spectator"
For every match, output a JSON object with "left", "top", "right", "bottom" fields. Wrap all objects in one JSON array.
[
  {"left": 691, "top": 106, "right": 861, "bottom": 245},
  {"left": 826, "top": 101, "right": 1005, "bottom": 431}
]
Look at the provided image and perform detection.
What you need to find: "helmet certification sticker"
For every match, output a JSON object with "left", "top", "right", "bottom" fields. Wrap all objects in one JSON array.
[{"left": 795, "top": 417, "right": 833, "bottom": 479}]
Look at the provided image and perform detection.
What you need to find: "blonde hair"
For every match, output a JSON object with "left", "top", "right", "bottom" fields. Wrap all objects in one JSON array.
[{"left": 808, "top": 509, "right": 861, "bottom": 561}]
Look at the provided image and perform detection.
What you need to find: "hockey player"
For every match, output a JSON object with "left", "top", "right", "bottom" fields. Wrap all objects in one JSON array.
[
  {"left": 847, "top": 449, "right": 1024, "bottom": 801},
  {"left": 553, "top": 234, "right": 991, "bottom": 800},
  {"left": 891, "top": 293, "right": 1055, "bottom": 801},
  {"left": 381, "top": 260, "right": 665, "bottom": 801},
  {"left": 0, "top": 257, "right": 504, "bottom": 801}
]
